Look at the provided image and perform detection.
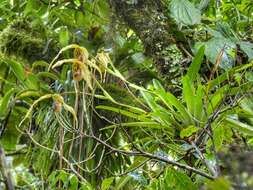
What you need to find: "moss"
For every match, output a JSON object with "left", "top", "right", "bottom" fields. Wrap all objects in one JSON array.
[{"left": 0, "top": 17, "right": 58, "bottom": 63}]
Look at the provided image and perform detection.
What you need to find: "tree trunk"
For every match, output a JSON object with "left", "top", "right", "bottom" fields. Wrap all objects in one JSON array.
[{"left": 109, "top": 0, "right": 192, "bottom": 79}]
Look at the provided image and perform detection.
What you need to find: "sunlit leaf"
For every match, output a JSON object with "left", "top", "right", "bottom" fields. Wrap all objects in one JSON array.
[
  {"left": 101, "top": 177, "right": 114, "bottom": 190},
  {"left": 180, "top": 125, "right": 199, "bottom": 139},
  {"left": 170, "top": 0, "right": 201, "bottom": 25}
]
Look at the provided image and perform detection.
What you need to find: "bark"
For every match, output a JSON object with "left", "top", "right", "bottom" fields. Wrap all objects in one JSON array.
[
  {"left": 0, "top": 146, "right": 14, "bottom": 190},
  {"left": 109, "top": 0, "right": 192, "bottom": 79}
]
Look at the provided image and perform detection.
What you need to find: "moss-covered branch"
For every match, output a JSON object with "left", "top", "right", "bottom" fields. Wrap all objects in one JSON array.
[{"left": 109, "top": 0, "right": 192, "bottom": 78}]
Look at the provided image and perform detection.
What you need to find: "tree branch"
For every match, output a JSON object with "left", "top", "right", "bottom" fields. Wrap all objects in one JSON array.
[{"left": 84, "top": 133, "right": 215, "bottom": 180}]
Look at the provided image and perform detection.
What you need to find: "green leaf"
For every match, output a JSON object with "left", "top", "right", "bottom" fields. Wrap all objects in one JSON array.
[
  {"left": 114, "top": 34, "right": 126, "bottom": 48},
  {"left": 183, "top": 79, "right": 205, "bottom": 124},
  {"left": 57, "top": 170, "right": 68, "bottom": 185},
  {"left": 207, "top": 85, "right": 228, "bottom": 115},
  {"left": 69, "top": 175, "right": 79, "bottom": 190},
  {"left": 96, "top": 105, "right": 150, "bottom": 121},
  {"left": 102, "top": 122, "right": 173, "bottom": 130},
  {"left": 194, "top": 84, "right": 204, "bottom": 121},
  {"left": 16, "top": 90, "right": 40, "bottom": 99},
  {"left": 140, "top": 90, "right": 159, "bottom": 111},
  {"left": 187, "top": 46, "right": 205, "bottom": 81},
  {"left": 102, "top": 121, "right": 174, "bottom": 136},
  {"left": 1, "top": 57, "right": 39, "bottom": 90},
  {"left": 0, "top": 88, "right": 16, "bottom": 119},
  {"left": 226, "top": 117, "right": 253, "bottom": 135},
  {"left": 0, "top": 114, "right": 20, "bottom": 150},
  {"left": 240, "top": 97, "right": 253, "bottom": 116},
  {"left": 150, "top": 109, "right": 178, "bottom": 127},
  {"left": 206, "top": 61, "right": 253, "bottom": 92},
  {"left": 180, "top": 125, "right": 199, "bottom": 138},
  {"left": 165, "top": 168, "right": 197, "bottom": 190},
  {"left": 2, "top": 57, "right": 25, "bottom": 82},
  {"left": 239, "top": 41, "right": 253, "bottom": 61},
  {"left": 213, "top": 125, "right": 227, "bottom": 151},
  {"left": 216, "top": 22, "right": 239, "bottom": 41},
  {"left": 197, "top": 0, "right": 210, "bottom": 11},
  {"left": 206, "top": 177, "right": 231, "bottom": 190},
  {"left": 32, "top": 60, "right": 49, "bottom": 70},
  {"left": 152, "top": 79, "right": 165, "bottom": 91},
  {"left": 37, "top": 72, "right": 59, "bottom": 80},
  {"left": 154, "top": 89, "right": 191, "bottom": 124},
  {"left": 80, "top": 181, "right": 93, "bottom": 190},
  {"left": 131, "top": 53, "right": 146, "bottom": 64},
  {"left": 170, "top": 0, "right": 201, "bottom": 26},
  {"left": 115, "top": 175, "right": 132, "bottom": 190},
  {"left": 204, "top": 37, "right": 236, "bottom": 70},
  {"left": 59, "top": 27, "right": 70, "bottom": 47},
  {"left": 24, "top": 0, "right": 41, "bottom": 15},
  {"left": 101, "top": 177, "right": 114, "bottom": 190},
  {"left": 182, "top": 75, "right": 195, "bottom": 115}
]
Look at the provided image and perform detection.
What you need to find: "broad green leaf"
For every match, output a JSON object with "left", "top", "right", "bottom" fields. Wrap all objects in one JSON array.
[
  {"left": 245, "top": 71, "right": 253, "bottom": 82},
  {"left": 216, "top": 22, "right": 239, "bottom": 41},
  {"left": 170, "top": 0, "right": 201, "bottom": 26},
  {"left": 239, "top": 41, "right": 253, "bottom": 61},
  {"left": 101, "top": 177, "right": 114, "bottom": 190},
  {"left": 0, "top": 114, "right": 20, "bottom": 150},
  {"left": 183, "top": 79, "right": 205, "bottom": 124},
  {"left": 204, "top": 37, "right": 236, "bottom": 70}
]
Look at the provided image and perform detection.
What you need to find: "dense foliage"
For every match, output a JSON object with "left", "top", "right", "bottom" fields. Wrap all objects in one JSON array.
[{"left": 0, "top": 0, "right": 252, "bottom": 189}]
